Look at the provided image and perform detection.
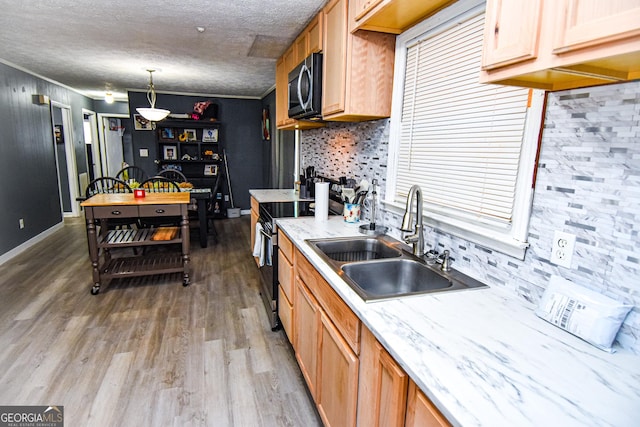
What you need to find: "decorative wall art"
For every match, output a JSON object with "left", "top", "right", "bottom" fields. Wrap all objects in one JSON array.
[
  {"left": 163, "top": 145, "right": 177, "bottom": 160},
  {"left": 202, "top": 128, "right": 218, "bottom": 142},
  {"left": 134, "top": 114, "right": 153, "bottom": 131},
  {"left": 184, "top": 129, "right": 197, "bottom": 141},
  {"left": 161, "top": 128, "right": 175, "bottom": 140}
]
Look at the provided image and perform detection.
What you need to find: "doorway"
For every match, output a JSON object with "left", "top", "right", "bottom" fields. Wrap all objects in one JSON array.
[
  {"left": 82, "top": 110, "right": 101, "bottom": 182},
  {"left": 97, "top": 113, "right": 129, "bottom": 177},
  {"left": 51, "top": 102, "right": 79, "bottom": 216}
]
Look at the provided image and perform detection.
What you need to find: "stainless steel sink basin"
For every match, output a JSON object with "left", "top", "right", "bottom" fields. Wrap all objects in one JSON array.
[
  {"left": 341, "top": 259, "right": 452, "bottom": 299},
  {"left": 306, "top": 235, "right": 488, "bottom": 302},
  {"left": 310, "top": 236, "right": 403, "bottom": 262}
]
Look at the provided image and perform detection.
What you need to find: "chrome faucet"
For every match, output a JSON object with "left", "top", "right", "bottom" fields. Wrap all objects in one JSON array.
[{"left": 400, "top": 185, "right": 424, "bottom": 256}]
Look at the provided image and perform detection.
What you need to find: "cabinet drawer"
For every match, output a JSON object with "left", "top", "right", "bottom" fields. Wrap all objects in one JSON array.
[
  {"left": 278, "top": 230, "right": 294, "bottom": 263},
  {"left": 278, "top": 250, "right": 294, "bottom": 303},
  {"left": 296, "top": 249, "right": 361, "bottom": 354},
  {"left": 92, "top": 205, "right": 138, "bottom": 219},
  {"left": 278, "top": 286, "right": 293, "bottom": 343},
  {"left": 139, "top": 204, "right": 182, "bottom": 217}
]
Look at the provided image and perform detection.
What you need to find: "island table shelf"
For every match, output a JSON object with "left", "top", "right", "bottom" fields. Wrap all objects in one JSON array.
[{"left": 81, "top": 192, "right": 191, "bottom": 294}]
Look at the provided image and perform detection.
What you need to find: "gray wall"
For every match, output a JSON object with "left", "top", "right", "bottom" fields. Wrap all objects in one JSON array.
[
  {"left": 128, "top": 92, "right": 267, "bottom": 209},
  {"left": 300, "top": 80, "right": 640, "bottom": 354},
  {"left": 0, "top": 62, "right": 93, "bottom": 257}
]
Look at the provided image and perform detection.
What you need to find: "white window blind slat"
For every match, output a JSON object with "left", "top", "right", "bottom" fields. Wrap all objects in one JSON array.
[{"left": 395, "top": 11, "right": 532, "bottom": 222}]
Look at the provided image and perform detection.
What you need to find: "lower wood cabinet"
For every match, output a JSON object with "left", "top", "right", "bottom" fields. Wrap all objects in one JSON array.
[
  {"left": 294, "top": 277, "right": 321, "bottom": 399},
  {"left": 317, "top": 311, "right": 359, "bottom": 427},
  {"left": 357, "top": 327, "right": 409, "bottom": 427},
  {"left": 290, "top": 247, "right": 450, "bottom": 427},
  {"left": 405, "top": 380, "right": 451, "bottom": 427}
]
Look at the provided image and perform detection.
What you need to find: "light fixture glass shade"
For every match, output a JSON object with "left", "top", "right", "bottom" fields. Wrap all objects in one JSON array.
[
  {"left": 105, "top": 92, "right": 114, "bottom": 104},
  {"left": 136, "top": 107, "right": 170, "bottom": 121},
  {"left": 137, "top": 69, "right": 170, "bottom": 122}
]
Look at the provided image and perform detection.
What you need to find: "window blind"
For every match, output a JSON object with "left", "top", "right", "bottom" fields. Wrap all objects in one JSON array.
[{"left": 395, "top": 12, "right": 532, "bottom": 224}]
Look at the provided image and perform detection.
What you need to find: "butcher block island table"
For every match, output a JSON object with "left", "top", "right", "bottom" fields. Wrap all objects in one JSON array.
[{"left": 81, "top": 192, "right": 191, "bottom": 294}]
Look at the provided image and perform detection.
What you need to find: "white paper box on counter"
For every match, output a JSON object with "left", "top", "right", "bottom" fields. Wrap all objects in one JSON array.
[{"left": 535, "top": 276, "right": 633, "bottom": 352}]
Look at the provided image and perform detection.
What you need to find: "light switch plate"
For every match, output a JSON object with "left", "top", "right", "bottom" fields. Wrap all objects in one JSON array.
[
  {"left": 139, "top": 148, "right": 149, "bottom": 157},
  {"left": 550, "top": 230, "right": 575, "bottom": 268}
]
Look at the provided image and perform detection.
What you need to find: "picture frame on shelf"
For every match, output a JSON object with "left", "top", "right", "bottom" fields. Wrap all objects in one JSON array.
[
  {"left": 202, "top": 128, "right": 218, "bottom": 142},
  {"left": 161, "top": 128, "right": 175, "bottom": 140},
  {"left": 204, "top": 164, "right": 218, "bottom": 176},
  {"left": 134, "top": 114, "right": 153, "bottom": 131},
  {"left": 163, "top": 145, "right": 177, "bottom": 160},
  {"left": 184, "top": 129, "right": 197, "bottom": 141}
]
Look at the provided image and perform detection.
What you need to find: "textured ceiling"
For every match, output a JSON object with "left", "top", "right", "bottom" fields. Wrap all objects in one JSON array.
[{"left": 0, "top": 0, "right": 327, "bottom": 100}]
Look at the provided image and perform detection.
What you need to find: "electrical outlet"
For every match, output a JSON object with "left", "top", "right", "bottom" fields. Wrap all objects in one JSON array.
[
  {"left": 19, "top": 218, "right": 24, "bottom": 229},
  {"left": 224, "top": 195, "right": 230, "bottom": 202},
  {"left": 550, "top": 230, "right": 575, "bottom": 268}
]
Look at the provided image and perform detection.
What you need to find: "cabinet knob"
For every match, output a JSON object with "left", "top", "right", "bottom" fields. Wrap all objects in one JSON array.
[
  {"left": 494, "top": 25, "right": 499, "bottom": 36},
  {"left": 111, "top": 210, "right": 121, "bottom": 215},
  {"left": 155, "top": 209, "right": 166, "bottom": 214}
]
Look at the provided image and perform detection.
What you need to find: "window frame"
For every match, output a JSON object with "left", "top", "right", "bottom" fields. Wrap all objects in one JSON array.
[{"left": 384, "top": 0, "right": 545, "bottom": 260}]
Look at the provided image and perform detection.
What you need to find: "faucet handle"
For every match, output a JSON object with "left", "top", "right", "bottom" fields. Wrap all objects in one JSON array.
[{"left": 439, "top": 250, "right": 452, "bottom": 272}]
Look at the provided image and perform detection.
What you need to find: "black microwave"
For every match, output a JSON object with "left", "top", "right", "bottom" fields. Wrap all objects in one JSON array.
[{"left": 288, "top": 52, "right": 323, "bottom": 120}]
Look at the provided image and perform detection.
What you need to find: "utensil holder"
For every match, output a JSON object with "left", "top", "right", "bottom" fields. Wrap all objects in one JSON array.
[{"left": 343, "top": 203, "right": 361, "bottom": 223}]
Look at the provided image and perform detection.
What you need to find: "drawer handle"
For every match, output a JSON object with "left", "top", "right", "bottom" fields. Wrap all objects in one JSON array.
[
  {"left": 155, "top": 209, "right": 166, "bottom": 214},
  {"left": 111, "top": 210, "right": 122, "bottom": 216}
]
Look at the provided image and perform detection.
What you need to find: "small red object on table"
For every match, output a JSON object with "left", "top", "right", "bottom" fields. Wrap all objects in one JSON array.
[{"left": 134, "top": 189, "right": 145, "bottom": 198}]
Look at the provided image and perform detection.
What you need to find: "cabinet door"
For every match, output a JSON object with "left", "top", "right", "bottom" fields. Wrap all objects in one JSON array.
[
  {"left": 317, "top": 312, "right": 359, "bottom": 427},
  {"left": 405, "top": 381, "right": 450, "bottom": 427},
  {"left": 358, "top": 328, "right": 408, "bottom": 427},
  {"left": 275, "top": 55, "right": 290, "bottom": 128},
  {"left": 553, "top": 0, "right": 640, "bottom": 54},
  {"left": 250, "top": 198, "right": 259, "bottom": 265},
  {"left": 353, "top": 0, "right": 384, "bottom": 21},
  {"left": 294, "top": 278, "right": 320, "bottom": 400},
  {"left": 295, "top": 33, "right": 308, "bottom": 63},
  {"left": 322, "top": 0, "right": 348, "bottom": 117},
  {"left": 481, "top": 0, "right": 543, "bottom": 70},
  {"left": 308, "top": 13, "right": 323, "bottom": 53}
]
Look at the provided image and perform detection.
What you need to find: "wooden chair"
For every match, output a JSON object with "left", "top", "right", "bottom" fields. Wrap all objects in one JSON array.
[
  {"left": 115, "top": 165, "right": 148, "bottom": 185},
  {"left": 157, "top": 169, "right": 188, "bottom": 183},
  {"left": 84, "top": 178, "right": 137, "bottom": 249},
  {"left": 206, "top": 171, "right": 225, "bottom": 243},
  {"left": 85, "top": 177, "right": 131, "bottom": 198},
  {"left": 139, "top": 177, "right": 182, "bottom": 228},
  {"left": 141, "top": 176, "right": 181, "bottom": 193}
]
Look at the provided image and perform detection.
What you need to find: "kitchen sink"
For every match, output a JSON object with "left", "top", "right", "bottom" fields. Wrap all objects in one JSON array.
[
  {"left": 341, "top": 259, "right": 452, "bottom": 299},
  {"left": 310, "top": 236, "right": 403, "bottom": 262},
  {"left": 306, "top": 235, "right": 488, "bottom": 302}
]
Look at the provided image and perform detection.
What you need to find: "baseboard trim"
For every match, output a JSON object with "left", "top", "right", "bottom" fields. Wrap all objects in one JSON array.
[{"left": 0, "top": 221, "right": 64, "bottom": 265}]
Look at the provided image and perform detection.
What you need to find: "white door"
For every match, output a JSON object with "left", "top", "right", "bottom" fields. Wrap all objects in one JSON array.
[
  {"left": 51, "top": 102, "right": 79, "bottom": 216},
  {"left": 101, "top": 116, "right": 125, "bottom": 176}
]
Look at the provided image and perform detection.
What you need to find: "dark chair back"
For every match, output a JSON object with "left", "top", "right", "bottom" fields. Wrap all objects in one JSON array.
[
  {"left": 85, "top": 177, "right": 131, "bottom": 199},
  {"left": 141, "top": 176, "right": 181, "bottom": 193},
  {"left": 157, "top": 169, "right": 188, "bottom": 183},
  {"left": 115, "top": 166, "right": 148, "bottom": 184}
]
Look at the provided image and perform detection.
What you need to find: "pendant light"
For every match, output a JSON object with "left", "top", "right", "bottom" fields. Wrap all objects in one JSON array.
[{"left": 136, "top": 69, "right": 170, "bottom": 121}]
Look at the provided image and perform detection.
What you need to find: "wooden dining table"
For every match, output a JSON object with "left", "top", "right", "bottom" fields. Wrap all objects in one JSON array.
[{"left": 184, "top": 187, "right": 213, "bottom": 248}]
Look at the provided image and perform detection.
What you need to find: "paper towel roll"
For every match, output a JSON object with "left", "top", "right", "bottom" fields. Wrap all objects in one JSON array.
[{"left": 314, "top": 182, "right": 329, "bottom": 222}]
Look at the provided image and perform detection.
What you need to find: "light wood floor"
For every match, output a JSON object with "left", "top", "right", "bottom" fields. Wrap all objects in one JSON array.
[{"left": 0, "top": 216, "right": 321, "bottom": 427}]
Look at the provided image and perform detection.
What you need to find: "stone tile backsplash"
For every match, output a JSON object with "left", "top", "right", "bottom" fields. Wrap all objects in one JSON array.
[{"left": 301, "top": 80, "right": 640, "bottom": 354}]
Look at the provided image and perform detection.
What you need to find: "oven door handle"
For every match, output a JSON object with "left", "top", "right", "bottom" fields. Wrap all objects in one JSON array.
[{"left": 259, "top": 228, "right": 272, "bottom": 239}]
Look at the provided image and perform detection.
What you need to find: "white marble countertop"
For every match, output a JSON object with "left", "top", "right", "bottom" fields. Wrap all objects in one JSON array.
[
  {"left": 249, "top": 189, "right": 314, "bottom": 203},
  {"left": 276, "top": 216, "right": 640, "bottom": 427}
]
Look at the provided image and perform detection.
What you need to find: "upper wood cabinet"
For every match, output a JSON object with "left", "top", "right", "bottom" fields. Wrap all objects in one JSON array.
[
  {"left": 480, "top": 0, "right": 640, "bottom": 90},
  {"left": 275, "top": 15, "right": 325, "bottom": 131},
  {"left": 296, "top": 13, "right": 324, "bottom": 60},
  {"left": 322, "top": 0, "right": 396, "bottom": 121},
  {"left": 350, "top": 0, "right": 454, "bottom": 34}
]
